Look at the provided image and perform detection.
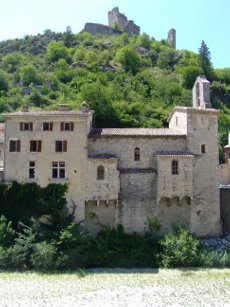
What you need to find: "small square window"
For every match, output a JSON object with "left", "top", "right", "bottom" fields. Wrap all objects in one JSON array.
[
  {"left": 43, "top": 122, "right": 53, "bottom": 131},
  {"left": 9, "top": 140, "right": 20, "bottom": 152},
  {"left": 55, "top": 141, "right": 67, "bottom": 152},
  {"left": 30, "top": 140, "right": 42, "bottom": 152},
  {"left": 60, "top": 122, "right": 74, "bottom": 131},
  {"left": 20, "top": 122, "right": 33, "bottom": 131},
  {"left": 201, "top": 144, "right": 206, "bottom": 154},
  {"left": 52, "top": 161, "right": 65, "bottom": 179}
]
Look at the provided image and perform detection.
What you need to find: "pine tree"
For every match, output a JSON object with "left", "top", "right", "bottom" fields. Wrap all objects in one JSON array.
[{"left": 198, "top": 40, "right": 215, "bottom": 80}]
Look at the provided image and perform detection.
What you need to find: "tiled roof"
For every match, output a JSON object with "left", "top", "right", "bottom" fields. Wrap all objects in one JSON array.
[
  {"left": 88, "top": 153, "right": 118, "bottom": 159},
  {"left": 89, "top": 128, "right": 185, "bottom": 137},
  {"left": 119, "top": 168, "right": 157, "bottom": 173},
  {"left": 156, "top": 151, "right": 194, "bottom": 157},
  {"left": 3, "top": 110, "right": 92, "bottom": 117}
]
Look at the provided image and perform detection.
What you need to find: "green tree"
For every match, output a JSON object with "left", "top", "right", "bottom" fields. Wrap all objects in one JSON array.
[
  {"left": 198, "top": 40, "right": 215, "bottom": 80},
  {"left": 1, "top": 52, "right": 23, "bottom": 73},
  {"left": 136, "top": 33, "right": 151, "bottom": 49},
  {"left": 0, "top": 215, "right": 15, "bottom": 248},
  {"left": 0, "top": 70, "right": 9, "bottom": 93},
  {"left": 180, "top": 66, "right": 202, "bottom": 89},
  {"left": 80, "top": 82, "right": 118, "bottom": 127},
  {"left": 116, "top": 46, "right": 141, "bottom": 74},
  {"left": 47, "top": 41, "right": 70, "bottom": 63},
  {"left": 20, "top": 64, "right": 37, "bottom": 86}
]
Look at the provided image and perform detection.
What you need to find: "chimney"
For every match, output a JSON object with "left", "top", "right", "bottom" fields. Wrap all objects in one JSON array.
[
  {"left": 81, "top": 101, "right": 89, "bottom": 113},
  {"left": 58, "top": 104, "right": 70, "bottom": 111},
  {"left": 22, "top": 105, "right": 29, "bottom": 112}
]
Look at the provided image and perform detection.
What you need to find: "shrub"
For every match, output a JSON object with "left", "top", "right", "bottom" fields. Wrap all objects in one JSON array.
[
  {"left": 0, "top": 215, "right": 15, "bottom": 248},
  {"left": 8, "top": 224, "right": 36, "bottom": 269},
  {"left": 31, "top": 241, "right": 65, "bottom": 272},
  {"left": 159, "top": 225, "right": 200, "bottom": 268}
]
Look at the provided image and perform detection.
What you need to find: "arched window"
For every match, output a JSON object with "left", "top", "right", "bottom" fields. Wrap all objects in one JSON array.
[
  {"left": 97, "top": 165, "right": 105, "bottom": 180},
  {"left": 134, "top": 147, "right": 140, "bottom": 161},
  {"left": 171, "top": 160, "right": 178, "bottom": 175}
]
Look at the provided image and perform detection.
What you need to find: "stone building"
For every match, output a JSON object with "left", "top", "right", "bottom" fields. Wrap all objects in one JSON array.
[
  {"left": 3, "top": 77, "right": 221, "bottom": 236},
  {"left": 219, "top": 135, "right": 230, "bottom": 232},
  {"left": 219, "top": 132, "right": 230, "bottom": 185}
]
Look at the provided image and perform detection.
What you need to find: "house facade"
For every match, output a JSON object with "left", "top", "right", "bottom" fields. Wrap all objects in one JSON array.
[{"left": 3, "top": 77, "right": 221, "bottom": 236}]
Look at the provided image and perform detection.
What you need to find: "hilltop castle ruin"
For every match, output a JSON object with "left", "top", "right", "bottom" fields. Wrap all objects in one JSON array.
[{"left": 82, "top": 7, "right": 140, "bottom": 36}]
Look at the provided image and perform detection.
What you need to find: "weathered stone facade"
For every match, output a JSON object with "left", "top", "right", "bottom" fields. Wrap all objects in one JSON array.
[
  {"left": 3, "top": 77, "right": 221, "bottom": 237},
  {"left": 83, "top": 23, "right": 121, "bottom": 36},
  {"left": 82, "top": 7, "right": 140, "bottom": 36}
]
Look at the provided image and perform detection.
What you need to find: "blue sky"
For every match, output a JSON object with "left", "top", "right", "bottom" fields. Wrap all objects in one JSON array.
[{"left": 1, "top": 0, "right": 230, "bottom": 68}]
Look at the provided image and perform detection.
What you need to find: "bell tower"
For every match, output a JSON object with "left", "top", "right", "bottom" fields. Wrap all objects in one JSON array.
[{"left": 193, "top": 76, "right": 212, "bottom": 109}]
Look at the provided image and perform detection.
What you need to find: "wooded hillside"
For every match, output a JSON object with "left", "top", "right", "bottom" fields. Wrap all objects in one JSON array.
[{"left": 0, "top": 29, "right": 230, "bottom": 159}]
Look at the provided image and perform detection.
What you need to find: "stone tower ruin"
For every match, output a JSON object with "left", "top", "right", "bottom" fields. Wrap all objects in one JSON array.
[
  {"left": 167, "top": 28, "right": 176, "bottom": 49},
  {"left": 107, "top": 7, "right": 140, "bottom": 36}
]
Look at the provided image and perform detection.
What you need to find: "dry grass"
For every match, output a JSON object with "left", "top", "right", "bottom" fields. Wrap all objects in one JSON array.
[{"left": 0, "top": 268, "right": 230, "bottom": 306}]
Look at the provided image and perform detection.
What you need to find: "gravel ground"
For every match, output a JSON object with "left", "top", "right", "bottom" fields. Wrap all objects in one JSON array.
[{"left": 0, "top": 268, "right": 230, "bottom": 306}]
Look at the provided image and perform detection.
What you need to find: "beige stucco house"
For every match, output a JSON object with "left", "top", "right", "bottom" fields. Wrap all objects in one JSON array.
[{"left": 3, "top": 77, "right": 221, "bottom": 236}]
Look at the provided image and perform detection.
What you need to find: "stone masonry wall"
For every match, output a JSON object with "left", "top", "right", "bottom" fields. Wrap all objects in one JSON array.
[
  {"left": 118, "top": 172, "right": 156, "bottom": 233},
  {"left": 88, "top": 136, "right": 186, "bottom": 169},
  {"left": 83, "top": 23, "right": 120, "bottom": 35},
  {"left": 220, "top": 188, "right": 230, "bottom": 233}
]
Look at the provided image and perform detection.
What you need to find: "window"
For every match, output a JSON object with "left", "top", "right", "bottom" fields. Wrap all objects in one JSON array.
[
  {"left": 201, "top": 144, "right": 206, "bottom": 154},
  {"left": 9, "top": 140, "right": 20, "bottom": 152},
  {"left": 97, "top": 165, "right": 105, "bottom": 180},
  {"left": 176, "top": 116, "right": 178, "bottom": 126},
  {"left": 60, "top": 122, "right": 74, "bottom": 131},
  {"left": 30, "top": 140, "right": 42, "bottom": 152},
  {"left": 134, "top": 147, "right": 140, "bottom": 161},
  {"left": 52, "top": 162, "right": 65, "bottom": 179},
  {"left": 29, "top": 161, "right": 35, "bottom": 179},
  {"left": 55, "top": 140, "right": 67, "bottom": 152},
  {"left": 20, "top": 122, "right": 33, "bottom": 131},
  {"left": 171, "top": 160, "right": 178, "bottom": 175},
  {"left": 43, "top": 122, "right": 53, "bottom": 131}
]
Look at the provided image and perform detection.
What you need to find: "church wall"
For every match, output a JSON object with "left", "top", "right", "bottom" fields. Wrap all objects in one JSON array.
[
  {"left": 88, "top": 136, "right": 186, "bottom": 169},
  {"left": 186, "top": 110, "right": 221, "bottom": 236},
  {"left": 86, "top": 157, "right": 120, "bottom": 201},
  {"left": 118, "top": 172, "right": 156, "bottom": 233},
  {"left": 156, "top": 155, "right": 194, "bottom": 200}
]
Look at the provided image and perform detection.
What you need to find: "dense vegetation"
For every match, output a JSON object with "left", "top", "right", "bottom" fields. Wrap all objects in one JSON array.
[
  {"left": 0, "top": 182, "right": 229, "bottom": 271},
  {"left": 0, "top": 29, "right": 230, "bottom": 159}
]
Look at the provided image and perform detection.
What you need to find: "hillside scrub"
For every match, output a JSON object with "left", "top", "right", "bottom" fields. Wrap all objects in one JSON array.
[{"left": 0, "top": 31, "right": 229, "bottom": 150}]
